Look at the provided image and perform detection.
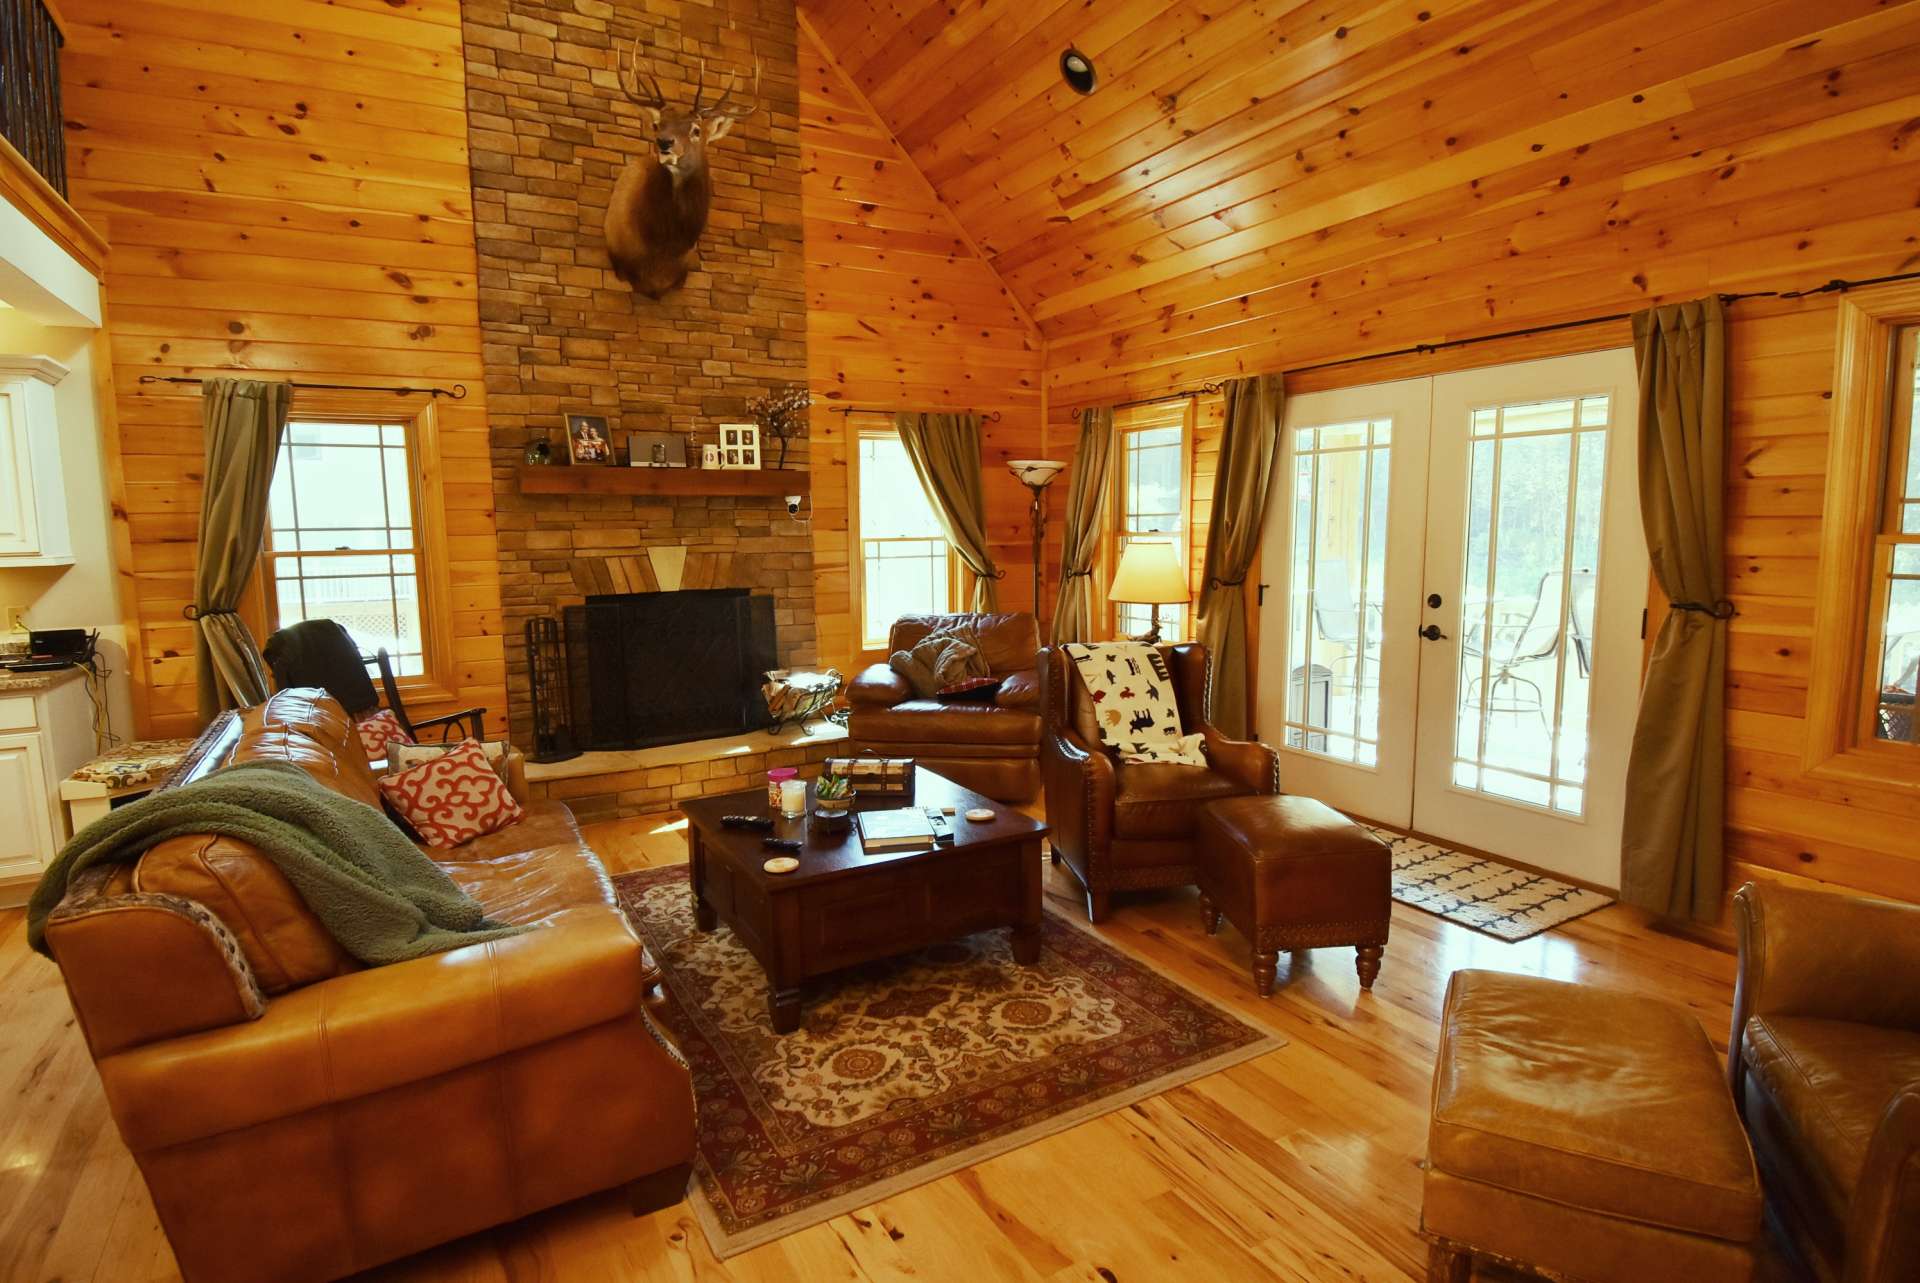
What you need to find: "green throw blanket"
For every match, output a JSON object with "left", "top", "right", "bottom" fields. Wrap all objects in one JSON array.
[{"left": 27, "top": 760, "right": 526, "bottom": 963}]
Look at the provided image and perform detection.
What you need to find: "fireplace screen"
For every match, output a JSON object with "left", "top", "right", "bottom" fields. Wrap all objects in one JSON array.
[{"left": 564, "top": 589, "right": 777, "bottom": 749}]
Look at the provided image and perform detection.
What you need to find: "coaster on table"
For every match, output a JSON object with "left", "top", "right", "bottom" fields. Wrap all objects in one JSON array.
[
  {"left": 763, "top": 856, "right": 800, "bottom": 874},
  {"left": 964, "top": 807, "right": 995, "bottom": 822}
]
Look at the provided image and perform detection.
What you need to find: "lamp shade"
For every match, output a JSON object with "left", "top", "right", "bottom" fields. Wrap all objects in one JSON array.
[
  {"left": 1006, "top": 458, "right": 1067, "bottom": 488},
  {"left": 1108, "top": 539, "right": 1188, "bottom": 605}
]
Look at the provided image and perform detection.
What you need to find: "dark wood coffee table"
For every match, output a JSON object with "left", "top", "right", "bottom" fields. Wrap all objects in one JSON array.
[{"left": 679, "top": 767, "right": 1049, "bottom": 1033}]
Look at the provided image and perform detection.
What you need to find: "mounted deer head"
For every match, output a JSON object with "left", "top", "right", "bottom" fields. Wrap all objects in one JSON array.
[{"left": 605, "top": 38, "right": 759, "bottom": 300}]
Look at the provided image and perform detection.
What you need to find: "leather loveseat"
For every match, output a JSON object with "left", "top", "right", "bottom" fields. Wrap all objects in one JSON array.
[
  {"left": 1728, "top": 881, "right": 1920, "bottom": 1283},
  {"left": 39, "top": 689, "right": 696, "bottom": 1283},
  {"left": 846, "top": 612, "right": 1044, "bottom": 802},
  {"left": 1040, "top": 642, "right": 1279, "bottom": 922}
]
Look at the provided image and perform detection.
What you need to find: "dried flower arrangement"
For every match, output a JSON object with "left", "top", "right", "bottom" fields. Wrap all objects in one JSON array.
[{"left": 746, "top": 384, "right": 810, "bottom": 469}]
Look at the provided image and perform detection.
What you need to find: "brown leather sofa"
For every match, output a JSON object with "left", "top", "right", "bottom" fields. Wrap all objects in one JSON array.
[
  {"left": 39, "top": 689, "right": 696, "bottom": 1283},
  {"left": 846, "top": 612, "right": 1044, "bottom": 802},
  {"left": 1728, "top": 881, "right": 1920, "bottom": 1283},
  {"left": 1040, "top": 643, "right": 1279, "bottom": 922}
]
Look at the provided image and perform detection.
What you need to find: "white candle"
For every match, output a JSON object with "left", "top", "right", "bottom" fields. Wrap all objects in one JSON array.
[{"left": 780, "top": 778, "right": 807, "bottom": 818}]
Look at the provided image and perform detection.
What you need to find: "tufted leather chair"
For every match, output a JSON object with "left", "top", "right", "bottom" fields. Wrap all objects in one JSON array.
[
  {"left": 39, "top": 689, "right": 696, "bottom": 1283},
  {"left": 846, "top": 612, "right": 1044, "bottom": 802},
  {"left": 1728, "top": 881, "right": 1920, "bottom": 1283},
  {"left": 1040, "top": 642, "right": 1279, "bottom": 922}
]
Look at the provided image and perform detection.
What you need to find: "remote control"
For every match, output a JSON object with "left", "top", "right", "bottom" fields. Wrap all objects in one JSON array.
[
  {"left": 721, "top": 814, "right": 774, "bottom": 831},
  {"left": 763, "top": 836, "right": 802, "bottom": 852},
  {"left": 925, "top": 808, "right": 955, "bottom": 843}
]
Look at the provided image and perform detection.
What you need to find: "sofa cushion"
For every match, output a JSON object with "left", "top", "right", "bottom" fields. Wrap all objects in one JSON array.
[
  {"left": 1742, "top": 1015, "right": 1920, "bottom": 1209},
  {"left": 852, "top": 699, "right": 1042, "bottom": 748},
  {"left": 230, "top": 688, "right": 386, "bottom": 810},
  {"left": 888, "top": 612, "right": 1039, "bottom": 675},
  {"left": 437, "top": 805, "right": 620, "bottom": 928},
  {"left": 1112, "top": 763, "right": 1248, "bottom": 840},
  {"left": 1430, "top": 970, "right": 1762, "bottom": 1245}
]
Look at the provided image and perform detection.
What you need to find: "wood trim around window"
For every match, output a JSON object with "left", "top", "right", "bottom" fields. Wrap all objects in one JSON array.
[
  {"left": 1100, "top": 396, "right": 1196, "bottom": 641},
  {"left": 256, "top": 390, "right": 460, "bottom": 708},
  {"left": 1804, "top": 281, "right": 1920, "bottom": 790}
]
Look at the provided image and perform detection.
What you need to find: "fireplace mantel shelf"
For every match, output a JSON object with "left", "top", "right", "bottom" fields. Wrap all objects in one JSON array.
[{"left": 516, "top": 465, "right": 810, "bottom": 498}]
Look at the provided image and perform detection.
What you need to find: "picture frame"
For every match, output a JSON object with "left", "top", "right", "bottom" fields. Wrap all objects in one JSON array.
[
  {"left": 624, "top": 431, "right": 686, "bottom": 468},
  {"left": 565, "top": 413, "right": 615, "bottom": 466},
  {"left": 718, "top": 422, "right": 761, "bottom": 470}
]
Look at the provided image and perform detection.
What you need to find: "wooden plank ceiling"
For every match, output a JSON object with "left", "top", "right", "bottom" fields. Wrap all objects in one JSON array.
[{"left": 798, "top": 0, "right": 1920, "bottom": 400}]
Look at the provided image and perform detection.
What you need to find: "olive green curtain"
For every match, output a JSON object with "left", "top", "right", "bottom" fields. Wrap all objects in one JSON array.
[
  {"left": 1620, "top": 297, "right": 1729, "bottom": 921},
  {"left": 1050, "top": 407, "right": 1114, "bottom": 644},
  {"left": 192, "top": 377, "right": 292, "bottom": 721},
  {"left": 1195, "top": 373, "right": 1283, "bottom": 738},
  {"left": 895, "top": 411, "right": 1001, "bottom": 611}
]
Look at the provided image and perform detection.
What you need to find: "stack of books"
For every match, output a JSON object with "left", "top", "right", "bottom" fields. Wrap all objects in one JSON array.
[{"left": 855, "top": 807, "right": 936, "bottom": 853}]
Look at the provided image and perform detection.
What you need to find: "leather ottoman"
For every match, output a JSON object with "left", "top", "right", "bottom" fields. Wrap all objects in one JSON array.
[
  {"left": 1423, "top": 969, "right": 1762, "bottom": 1283},
  {"left": 1195, "top": 794, "right": 1390, "bottom": 995}
]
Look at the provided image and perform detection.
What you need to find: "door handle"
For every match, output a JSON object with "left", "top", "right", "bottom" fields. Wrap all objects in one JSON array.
[{"left": 1418, "top": 623, "right": 1447, "bottom": 641}]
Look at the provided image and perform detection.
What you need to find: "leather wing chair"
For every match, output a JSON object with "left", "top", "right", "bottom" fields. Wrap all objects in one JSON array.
[
  {"left": 846, "top": 612, "right": 1043, "bottom": 802},
  {"left": 1040, "top": 642, "right": 1279, "bottom": 922},
  {"left": 1728, "top": 881, "right": 1920, "bottom": 1283}
]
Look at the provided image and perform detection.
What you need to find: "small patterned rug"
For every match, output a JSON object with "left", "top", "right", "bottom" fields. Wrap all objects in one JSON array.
[
  {"left": 614, "top": 864, "right": 1281, "bottom": 1258},
  {"left": 1369, "top": 827, "right": 1615, "bottom": 942}
]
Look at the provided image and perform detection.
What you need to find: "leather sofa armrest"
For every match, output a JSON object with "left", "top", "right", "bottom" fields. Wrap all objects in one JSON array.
[
  {"left": 96, "top": 914, "right": 653, "bottom": 1155},
  {"left": 1731, "top": 882, "right": 1920, "bottom": 1036},
  {"left": 847, "top": 662, "right": 911, "bottom": 708},
  {"left": 1042, "top": 722, "right": 1114, "bottom": 862},
  {"left": 1847, "top": 1083, "right": 1920, "bottom": 1283},
  {"left": 1202, "top": 727, "right": 1280, "bottom": 794},
  {"left": 995, "top": 669, "right": 1040, "bottom": 709},
  {"left": 504, "top": 748, "right": 529, "bottom": 804}
]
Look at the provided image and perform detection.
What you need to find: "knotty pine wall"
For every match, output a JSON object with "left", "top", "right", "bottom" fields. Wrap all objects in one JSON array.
[
  {"left": 60, "top": 0, "right": 507, "bottom": 739},
  {"left": 1033, "top": 10, "right": 1920, "bottom": 913},
  {"left": 797, "top": 21, "right": 1044, "bottom": 672}
]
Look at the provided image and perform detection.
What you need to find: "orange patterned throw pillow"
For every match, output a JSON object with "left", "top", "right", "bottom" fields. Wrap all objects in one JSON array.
[
  {"left": 355, "top": 708, "right": 414, "bottom": 761},
  {"left": 378, "top": 739, "right": 523, "bottom": 848}
]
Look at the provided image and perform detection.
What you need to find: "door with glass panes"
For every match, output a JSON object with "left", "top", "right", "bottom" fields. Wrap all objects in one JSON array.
[{"left": 1254, "top": 350, "right": 1646, "bottom": 888}]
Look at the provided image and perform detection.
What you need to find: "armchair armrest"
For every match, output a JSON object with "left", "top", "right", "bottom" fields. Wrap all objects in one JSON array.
[
  {"left": 1202, "top": 727, "right": 1280, "bottom": 794},
  {"left": 408, "top": 706, "right": 486, "bottom": 743},
  {"left": 995, "top": 669, "right": 1040, "bottom": 710},
  {"left": 847, "top": 662, "right": 911, "bottom": 708},
  {"left": 1848, "top": 1084, "right": 1920, "bottom": 1283},
  {"left": 1042, "top": 721, "right": 1114, "bottom": 863},
  {"left": 96, "top": 915, "right": 653, "bottom": 1155}
]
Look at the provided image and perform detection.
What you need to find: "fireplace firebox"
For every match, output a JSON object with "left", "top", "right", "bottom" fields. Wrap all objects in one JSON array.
[{"left": 564, "top": 589, "right": 776, "bottom": 749}]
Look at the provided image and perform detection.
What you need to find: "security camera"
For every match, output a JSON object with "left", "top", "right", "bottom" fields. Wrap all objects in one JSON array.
[{"left": 785, "top": 494, "right": 803, "bottom": 517}]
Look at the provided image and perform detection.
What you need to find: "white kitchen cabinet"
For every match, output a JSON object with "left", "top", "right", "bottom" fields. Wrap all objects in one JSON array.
[
  {"left": 0, "top": 354, "right": 72, "bottom": 565},
  {"left": 0, "top": 671, "right": 94, "bottom": 905}
]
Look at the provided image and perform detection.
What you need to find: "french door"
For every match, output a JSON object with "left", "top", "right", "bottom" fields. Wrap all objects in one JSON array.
[{"left": 1254, "top": 350, "right": 1646, "bottom": 889}]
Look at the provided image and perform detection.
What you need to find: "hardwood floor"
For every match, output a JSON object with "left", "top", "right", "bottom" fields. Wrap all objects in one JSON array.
[{"left": 0, "top": 811, "right": 1781, "bottom": 1282}]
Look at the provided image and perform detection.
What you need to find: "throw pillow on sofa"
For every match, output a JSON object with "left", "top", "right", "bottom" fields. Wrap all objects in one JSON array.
[
  {"left": 354, "top": 708, "right": 413, "bottom": 761},
  {"left": 379, "top": 739, "right": 524, "bottom": 848},
  {"left": 388, "top": 738, "right": 512, "bottom": 786}
]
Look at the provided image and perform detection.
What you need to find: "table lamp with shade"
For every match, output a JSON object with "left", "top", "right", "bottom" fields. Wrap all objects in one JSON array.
[
  {"left": 1108, "top": 538, "right": 1188, "bottom": 643},
  {"left": 1006, "top": 459, "right": 1067, "bottom": 618}
]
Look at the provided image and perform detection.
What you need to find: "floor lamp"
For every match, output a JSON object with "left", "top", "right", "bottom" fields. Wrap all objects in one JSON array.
[{"left": 1007, "top": 459, "right": 1067, "bottom": 618}]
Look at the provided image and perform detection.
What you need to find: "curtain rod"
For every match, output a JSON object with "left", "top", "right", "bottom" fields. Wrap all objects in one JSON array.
[
  {"left": 825, "top": 404, "right": 1003, "bottom": 422},
  {"left": 137, "top": 374, "right": 468, "bottom": 399},
  {"left": 1072, "top": 267, "right": 1920, "bottom": 414}
]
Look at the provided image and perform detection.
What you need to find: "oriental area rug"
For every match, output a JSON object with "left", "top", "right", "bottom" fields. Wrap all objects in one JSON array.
[{"left": 613, "top": 865, "right": 1282, "bottom": 1257}]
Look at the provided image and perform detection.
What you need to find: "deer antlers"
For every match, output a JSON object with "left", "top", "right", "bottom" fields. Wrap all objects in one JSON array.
[{"left": 617, "top": 36, "right": 760, "bottom": 123}]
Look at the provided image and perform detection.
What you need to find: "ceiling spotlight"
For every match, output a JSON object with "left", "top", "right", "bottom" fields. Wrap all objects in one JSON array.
[{"left": 1060, "top": 48, "right": 1097, "bottom": 95}]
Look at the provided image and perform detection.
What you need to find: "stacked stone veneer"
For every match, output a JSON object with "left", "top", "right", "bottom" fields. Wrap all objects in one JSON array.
[
  {"left": 460, "top": 0, "right": 813, "bottom": 747},
  {"left": 526, "top": 731, "right": 843, "bottom": 824}
]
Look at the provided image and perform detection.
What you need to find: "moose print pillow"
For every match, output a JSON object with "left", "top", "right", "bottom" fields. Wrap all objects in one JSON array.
[{"left": 1062, "top": 642, "right": 1208, "bottom": 766}]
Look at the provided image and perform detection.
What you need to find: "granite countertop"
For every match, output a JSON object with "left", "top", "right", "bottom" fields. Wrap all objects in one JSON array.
[{"left": 0, "top": 664, "right": 87, "bottom": 694}]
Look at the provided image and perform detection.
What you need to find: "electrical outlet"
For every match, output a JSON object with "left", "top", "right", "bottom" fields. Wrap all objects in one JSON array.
[{"left": 4, "top": 607, "right": 25, "bottom": 634}]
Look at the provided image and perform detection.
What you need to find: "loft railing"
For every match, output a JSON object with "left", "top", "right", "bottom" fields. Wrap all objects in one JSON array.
[{"left": 0, "top": 0, "right": 67, "bottom": 197}]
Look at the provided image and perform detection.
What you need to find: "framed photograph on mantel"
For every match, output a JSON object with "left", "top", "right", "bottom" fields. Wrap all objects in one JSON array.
[
  {"left": 565, "top": 413, "right": 615, "bottom": 465},
  {"left": 718, "top": 422, "right": 761, "bottom": 469}
]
